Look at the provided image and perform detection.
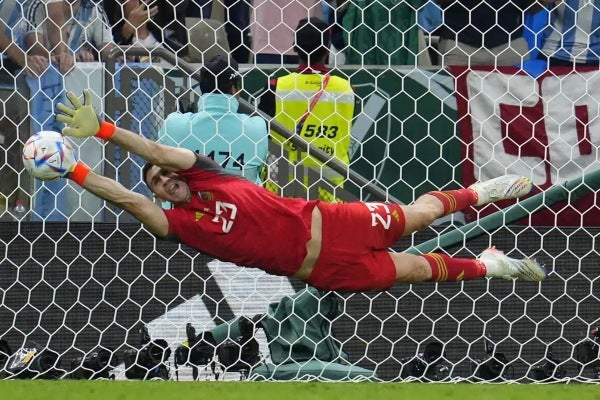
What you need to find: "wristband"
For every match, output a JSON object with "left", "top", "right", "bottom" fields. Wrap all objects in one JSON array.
[
  {"left": 69, "top": 162, "right": 91, "bottom": 186},
  {"left": 96, "top": 121, "right": 116, "bottom": 140}
]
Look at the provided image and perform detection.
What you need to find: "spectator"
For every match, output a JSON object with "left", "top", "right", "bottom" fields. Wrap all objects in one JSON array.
[
  {"left": 0, "top": 0, "right": 48, "bottom": 76},
  {"left": 0, "top": 0, "right": 48, "bottom": 215},
  {"left": 537, "top": 0, "right": 600, "bottom": 67},
  {"left": 258, "top": 17, "right": 354, "bottom": 201},
  {"left": 342, "top": 0, "right": 424, "bottom": 66},
  {"left": 37, "top": 0, "right": 76, "bottom": 74},
  {"left": 23, "top": 0, "right": 91, "bottom": 73},
  {"left": 435, "top": 0, "right": 541, "bottom": 67},
  {"left": 103, "top": 0, "right": 159, "bottom": 49},
  {"left": 323, "top": 0, "right": 350, "bottom": 66},
  {"left": 251, "top": 0, "right": 320, "bottom": 64},
  {"left": 24, "top": 0, "right": 116, "bottom": 220},
  {"left": 103, "top": 0, "right": 189, "bottom": 57},
  {"left": 418, "top": 0, "right": 442, "bottom": 35},
  {"left": 186, "top": 0, "right": 251, "bottom": 64},
  {"left": 159, "top": 54, "right": 268, "bottom": 185},
  {"left": 417, "top": 0, "right": 443, "bottom": 65},
  {"left": 25, "top": 0, "right": 116, "bottom": 62}
]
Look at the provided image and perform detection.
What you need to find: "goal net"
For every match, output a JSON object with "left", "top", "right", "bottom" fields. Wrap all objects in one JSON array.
[{"left": 1, "top": 0, "right": 600, "bottom": 382}]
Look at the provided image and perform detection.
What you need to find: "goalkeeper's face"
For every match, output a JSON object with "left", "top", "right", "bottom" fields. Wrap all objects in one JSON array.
[{"left": 146, "top": 165, "right": 191, "bottom": 204}]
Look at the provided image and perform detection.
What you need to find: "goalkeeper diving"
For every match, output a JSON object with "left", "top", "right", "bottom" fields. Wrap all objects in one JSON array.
[{"left": 40, "top": 90, "right": 547, "bottom": 292}]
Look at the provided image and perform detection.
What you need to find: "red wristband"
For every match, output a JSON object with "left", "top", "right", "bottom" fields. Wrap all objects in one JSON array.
[
  {"left": 69, "top": 162, "right": 91, "bottom": 186},
  {"left": 96, "top": 121, "right": 116, "bottom": 140}
]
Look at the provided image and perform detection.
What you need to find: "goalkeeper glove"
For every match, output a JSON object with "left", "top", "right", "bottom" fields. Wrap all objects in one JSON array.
[
  {"left": 56, "top": 90, "right": 115, "bottom": 139},
  {"left": 56, "top": 90, "right": 100, "bottom": 138}
]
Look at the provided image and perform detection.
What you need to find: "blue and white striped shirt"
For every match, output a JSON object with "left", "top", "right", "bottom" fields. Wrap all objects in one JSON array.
[
  {"left": 541, "top": 0, "right": 600, "bottom": 63},
  {"left": 25, "top": 0, "right": 113, "bottom": 53},
  {"left": 0, "top": 0, "right": 27, "bottom": 54}
]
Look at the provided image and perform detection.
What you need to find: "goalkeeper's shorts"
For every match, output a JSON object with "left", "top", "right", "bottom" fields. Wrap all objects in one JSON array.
[{"left": 305, "top": 201, "right": 405, "bottom": 292}]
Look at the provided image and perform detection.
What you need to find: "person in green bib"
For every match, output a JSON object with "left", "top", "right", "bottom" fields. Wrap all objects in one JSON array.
[{"left": 258, "top": 17, "right": 355, "bottom": 202}]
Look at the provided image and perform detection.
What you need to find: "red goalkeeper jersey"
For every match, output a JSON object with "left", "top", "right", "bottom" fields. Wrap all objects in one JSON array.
[{"left": 163, "top": 155, "right": 318, "bottom": 276}]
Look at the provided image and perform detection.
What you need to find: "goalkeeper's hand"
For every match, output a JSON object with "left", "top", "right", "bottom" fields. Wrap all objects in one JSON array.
[{"left": 56, "top": 90, "right": 101, "bottom": 138}]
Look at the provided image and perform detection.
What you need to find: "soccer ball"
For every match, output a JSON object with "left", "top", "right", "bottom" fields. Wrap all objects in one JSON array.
[{"left": 22, "top": 131, "right": 76, "bottom": 181}]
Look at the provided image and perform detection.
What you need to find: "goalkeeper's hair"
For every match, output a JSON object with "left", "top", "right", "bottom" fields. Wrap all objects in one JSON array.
[{"left": 142, "top": 162, "right": 154, "bottom": 188}]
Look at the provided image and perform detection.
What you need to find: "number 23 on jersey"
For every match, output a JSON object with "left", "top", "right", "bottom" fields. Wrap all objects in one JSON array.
[{"left": 211, "top": 201, "right": 238, "bottom": 233}]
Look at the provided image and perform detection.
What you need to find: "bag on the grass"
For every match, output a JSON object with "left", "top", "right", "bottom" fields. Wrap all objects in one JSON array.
[
  {"left": 257, "top": 287, "right": 346, "bottom": 364},
  {"left": 251, "top": 287, "right": 376, "bottom": 381}
]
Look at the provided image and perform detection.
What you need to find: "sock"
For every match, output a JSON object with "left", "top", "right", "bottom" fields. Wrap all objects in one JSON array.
[
  {"left": 426, "top": 189, "right": 477, "bottom": 215},
  {"left": 423, "top": 253, "right": 486, "bottom": 282}
]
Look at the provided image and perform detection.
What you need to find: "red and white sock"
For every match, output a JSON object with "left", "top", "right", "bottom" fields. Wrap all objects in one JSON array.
[
  {"left": 422, "top": 253, "right": 486, "bottom": 282},
  {"left": 426, "top": 189, "right": 477, "bottom": 216}
]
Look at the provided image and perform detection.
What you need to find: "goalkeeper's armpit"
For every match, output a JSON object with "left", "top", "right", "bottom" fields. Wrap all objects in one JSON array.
[{"left": 56, "top": 90, "right": 101, "bottom": 138}]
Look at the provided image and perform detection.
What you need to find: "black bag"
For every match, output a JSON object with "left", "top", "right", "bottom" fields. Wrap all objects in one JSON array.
[{"left": 251, "top": 287, "right": 377, "bottom": 381}]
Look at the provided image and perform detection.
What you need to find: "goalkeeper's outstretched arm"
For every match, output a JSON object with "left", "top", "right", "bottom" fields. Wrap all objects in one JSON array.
[
  {"left": 68, "top": 165, "right": 169, "bottom": 237},
  {"left": 102, "top": 123, "right": 196, "bottom": 173},
  {"left": 56, "top": 90, "right": 196, "bottom": 172}
]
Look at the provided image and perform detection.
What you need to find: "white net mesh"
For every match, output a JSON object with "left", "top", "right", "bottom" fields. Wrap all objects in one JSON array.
[{"left": 1, "top": 0, "right": 600, "bottom": 383}]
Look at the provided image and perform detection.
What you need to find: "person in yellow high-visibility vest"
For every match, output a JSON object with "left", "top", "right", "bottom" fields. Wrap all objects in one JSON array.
[{"left": 258, "top": 17, "right": 355, "bottom": 202}]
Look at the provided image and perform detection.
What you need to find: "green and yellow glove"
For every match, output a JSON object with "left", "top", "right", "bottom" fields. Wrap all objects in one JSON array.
[{"left": 56, "top": 90, "right": 115, "bottom": 140}]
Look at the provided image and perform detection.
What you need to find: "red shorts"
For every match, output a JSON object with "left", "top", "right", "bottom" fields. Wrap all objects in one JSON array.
[{"left": 305, "top": 202, "right": 406, "bottom": 292}]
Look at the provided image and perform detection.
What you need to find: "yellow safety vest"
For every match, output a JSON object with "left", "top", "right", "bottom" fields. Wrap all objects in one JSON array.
[{"left": 271, "top": 72, "right": 354, "bottom": 200}]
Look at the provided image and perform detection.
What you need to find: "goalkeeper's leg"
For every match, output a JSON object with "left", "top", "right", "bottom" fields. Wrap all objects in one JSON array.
[
  {"left": 402, "top": 174, "right": 532, "bottom": 235},
  {"left": 391, "top": 249, "right": 546, "bottom": 283}
]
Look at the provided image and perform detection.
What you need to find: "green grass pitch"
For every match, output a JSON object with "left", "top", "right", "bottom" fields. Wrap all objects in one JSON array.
[{"left": 1, "top": 381, "right": 599, "bottom": 400}]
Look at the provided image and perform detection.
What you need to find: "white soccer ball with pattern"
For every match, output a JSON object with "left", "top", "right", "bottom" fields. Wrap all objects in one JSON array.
[{"left": 22, "top": 131, "right": 76, "bottom": 181}]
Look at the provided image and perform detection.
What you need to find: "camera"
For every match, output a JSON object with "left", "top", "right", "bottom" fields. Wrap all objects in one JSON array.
[
  {"left": 123, "top": 326, "right": 171, "bottom": 380},
  {"left": 470, "top": 333, "right": 508, "bottom": 382},
  {"left": 215, "top": 316, "right": 260, "bottom": 374},
  {"left": 70, "top": 348, "right": 118, "bottom": 380},
  {"left": 527, "top": 346, "right": 566, "bottom": 382},
  {"left": 400, "top": 340, "right": 451, "bottom": 382},
  {"left": 4, "top": 341, "right": 62, "bottom": 379},
  {"left": 574, "top": 326, "right": 600, "bottom": 378},
  {"left": 174, "top": 317, "right": 260, "bottom": 380},
  {"left": 174, "top": 322, "right": 217, "bottom": 367},
  {"left": 174, "top": 322, "right": 217, "bottom": 380}
]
